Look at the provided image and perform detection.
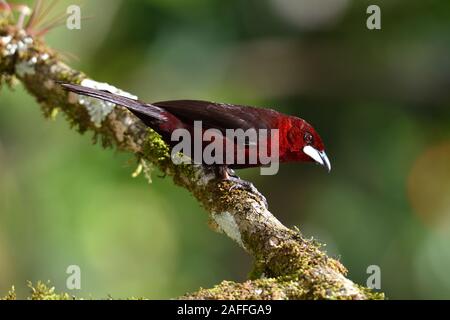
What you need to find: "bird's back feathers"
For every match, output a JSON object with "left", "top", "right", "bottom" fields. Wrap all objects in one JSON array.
[{"left": 154, "top": 100, "right": 279, "bottom": 132}]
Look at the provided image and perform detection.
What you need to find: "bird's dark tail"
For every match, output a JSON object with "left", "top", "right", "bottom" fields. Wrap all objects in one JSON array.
[{"left": 59, "top": 82, "right": 166, "bottom": 122}]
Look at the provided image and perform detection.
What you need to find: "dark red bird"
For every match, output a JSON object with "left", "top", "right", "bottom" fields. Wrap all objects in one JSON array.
[{"left": 60, "top": 83, "right": 331, "bottom": 180}]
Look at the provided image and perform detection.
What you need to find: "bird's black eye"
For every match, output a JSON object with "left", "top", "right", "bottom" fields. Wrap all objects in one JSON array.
[{"left": 304, "top": 132, "right": 313, "bottom": 144}]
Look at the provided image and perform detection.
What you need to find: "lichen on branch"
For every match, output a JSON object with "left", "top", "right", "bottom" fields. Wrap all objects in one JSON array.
[{"left": 0, "top": 15, "right": 384, "bottom": 300}]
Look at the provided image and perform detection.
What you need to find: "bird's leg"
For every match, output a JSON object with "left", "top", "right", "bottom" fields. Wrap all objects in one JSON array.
[
  {"left": 216, "top": 165, "right": 232, "bottom": 180},
  {"left": 216, "top": 166, "right": 268, "bottom": 209}
]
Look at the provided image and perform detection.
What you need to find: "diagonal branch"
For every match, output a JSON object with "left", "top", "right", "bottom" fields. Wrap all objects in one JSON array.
[{"left": 0, "top": 19, "right": 383, "bottom": 300}]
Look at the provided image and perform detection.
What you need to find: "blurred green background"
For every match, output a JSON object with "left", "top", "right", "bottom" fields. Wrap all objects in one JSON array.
[{"left": 1, "top": 0, "right": 450, "bottom": 299}]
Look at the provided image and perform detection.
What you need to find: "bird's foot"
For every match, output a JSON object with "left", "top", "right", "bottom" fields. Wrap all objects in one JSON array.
[
  {"left": 201, "top": 165, "right": 268, "bottom": 209},
  {"left": 228, "top": 177, "right": 268, "bottom": 210},
  {"left": 217, "top": 167, "right": 268, "bottom": 209}
]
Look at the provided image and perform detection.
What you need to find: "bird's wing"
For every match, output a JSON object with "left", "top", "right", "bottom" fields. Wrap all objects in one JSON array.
[{"left": 153, "top": 100, "right": 278, "bottom": 132}]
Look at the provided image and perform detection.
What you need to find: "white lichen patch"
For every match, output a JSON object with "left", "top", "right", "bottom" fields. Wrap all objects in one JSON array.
[
  {"left": 79, "top": 95, "right": 115, "bottom": 127},
  {"left": 0, "top": 35, "right": 12, "bottom": 53},
  {"left": 0, "top": 35, "right": 12, "bottom": 45},
  {"left": 3, "top": 42, "right": 17, "bottom": 56},
  {"left": 0, "top": 34, "right": 44, "bottom": 77},
  {"left": 81, "top": 79, "right": 138, "bottom": 100},
  {"left": 16, "top": 37, "right": 33, "bottom": 54},
  {"left": 15, "top": 56, "right": 37, "bottom": 77},
  {"left": 1, "top": 35, "right": 16, "bottom": 56},
  {"left": 212, "top": 211, "right": 245, "bottom": 249},
  {"left": 40, "top": 53, "right": 50, "bottom": 61},
  {"left": 77, "top": 79, "right": 138, "bottom": 127},
  {"left": 1, "top": 35, "right": 34, "bottom": 57}
]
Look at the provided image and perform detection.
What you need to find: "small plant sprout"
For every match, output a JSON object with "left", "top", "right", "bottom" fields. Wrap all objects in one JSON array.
[
  {"left": 0, "top": 1, "right": 32, "bottom": 29},
  {"left": 16, "top": 4, "right": 32, "bottom": 30},
  {"left": 0, "top": 0, "right": 87, "bottom": 37}
]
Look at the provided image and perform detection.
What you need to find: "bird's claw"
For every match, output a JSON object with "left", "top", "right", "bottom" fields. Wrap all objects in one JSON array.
[
  {"left": 226, "top": 176, "right": 268, "bottom": 209},
  {"left": 202, "top": 165, "right": 269, "bottom": 209}
]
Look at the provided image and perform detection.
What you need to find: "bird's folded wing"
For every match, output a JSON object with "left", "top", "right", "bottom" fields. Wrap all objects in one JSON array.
[{"left": 153, "top": 100, "right": 277, "bottom": 132}]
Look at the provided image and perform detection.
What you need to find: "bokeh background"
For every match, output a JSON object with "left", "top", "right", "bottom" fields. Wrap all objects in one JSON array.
[{"left": 1, "top": 0, "right": 450, "bottom": 299}]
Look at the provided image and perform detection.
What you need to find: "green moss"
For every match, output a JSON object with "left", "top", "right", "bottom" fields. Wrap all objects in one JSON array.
[
  {"left": 2, "top": 279, "right": 383, "bottom": 300},
  {"left": 357, "top": 285, "right": 385, "bottom": 300},
  {"left": 144, "top": 129, "right": 171, "bottom": 162},
  {"left": 2, "top": 282, "right": 74, "bottom": 300},
  {"left": 28, "top": 282, "right": 74, "bottom": 300},
  {"left": 1, "top": 282, "right": 153, "bottom": 300},
  {"left": 1, "top": 286, "right": 16, "bottom": 300},
  {"left": 183, "top": 276, "right": 385, "bottom": 300},
  {"left": 249, "top": 259, "right": 266, "bottom": 280},
  {"left": 0, "top": 15, "right": 12, "bottom": 31}
]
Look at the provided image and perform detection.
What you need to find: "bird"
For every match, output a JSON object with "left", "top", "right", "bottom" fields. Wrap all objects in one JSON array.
[{"left": 59, "top": 82, "right": 331, "bottom": 191}]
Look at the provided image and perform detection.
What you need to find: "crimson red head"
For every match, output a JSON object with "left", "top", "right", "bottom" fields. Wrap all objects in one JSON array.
[{"left": 284, "top": 117, "right": 331, "bottom": 172}]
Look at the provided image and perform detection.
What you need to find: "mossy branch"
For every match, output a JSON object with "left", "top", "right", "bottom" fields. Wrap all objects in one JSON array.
[{"left": 0, "top": 17, "right": 384, "bottom": 300}]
